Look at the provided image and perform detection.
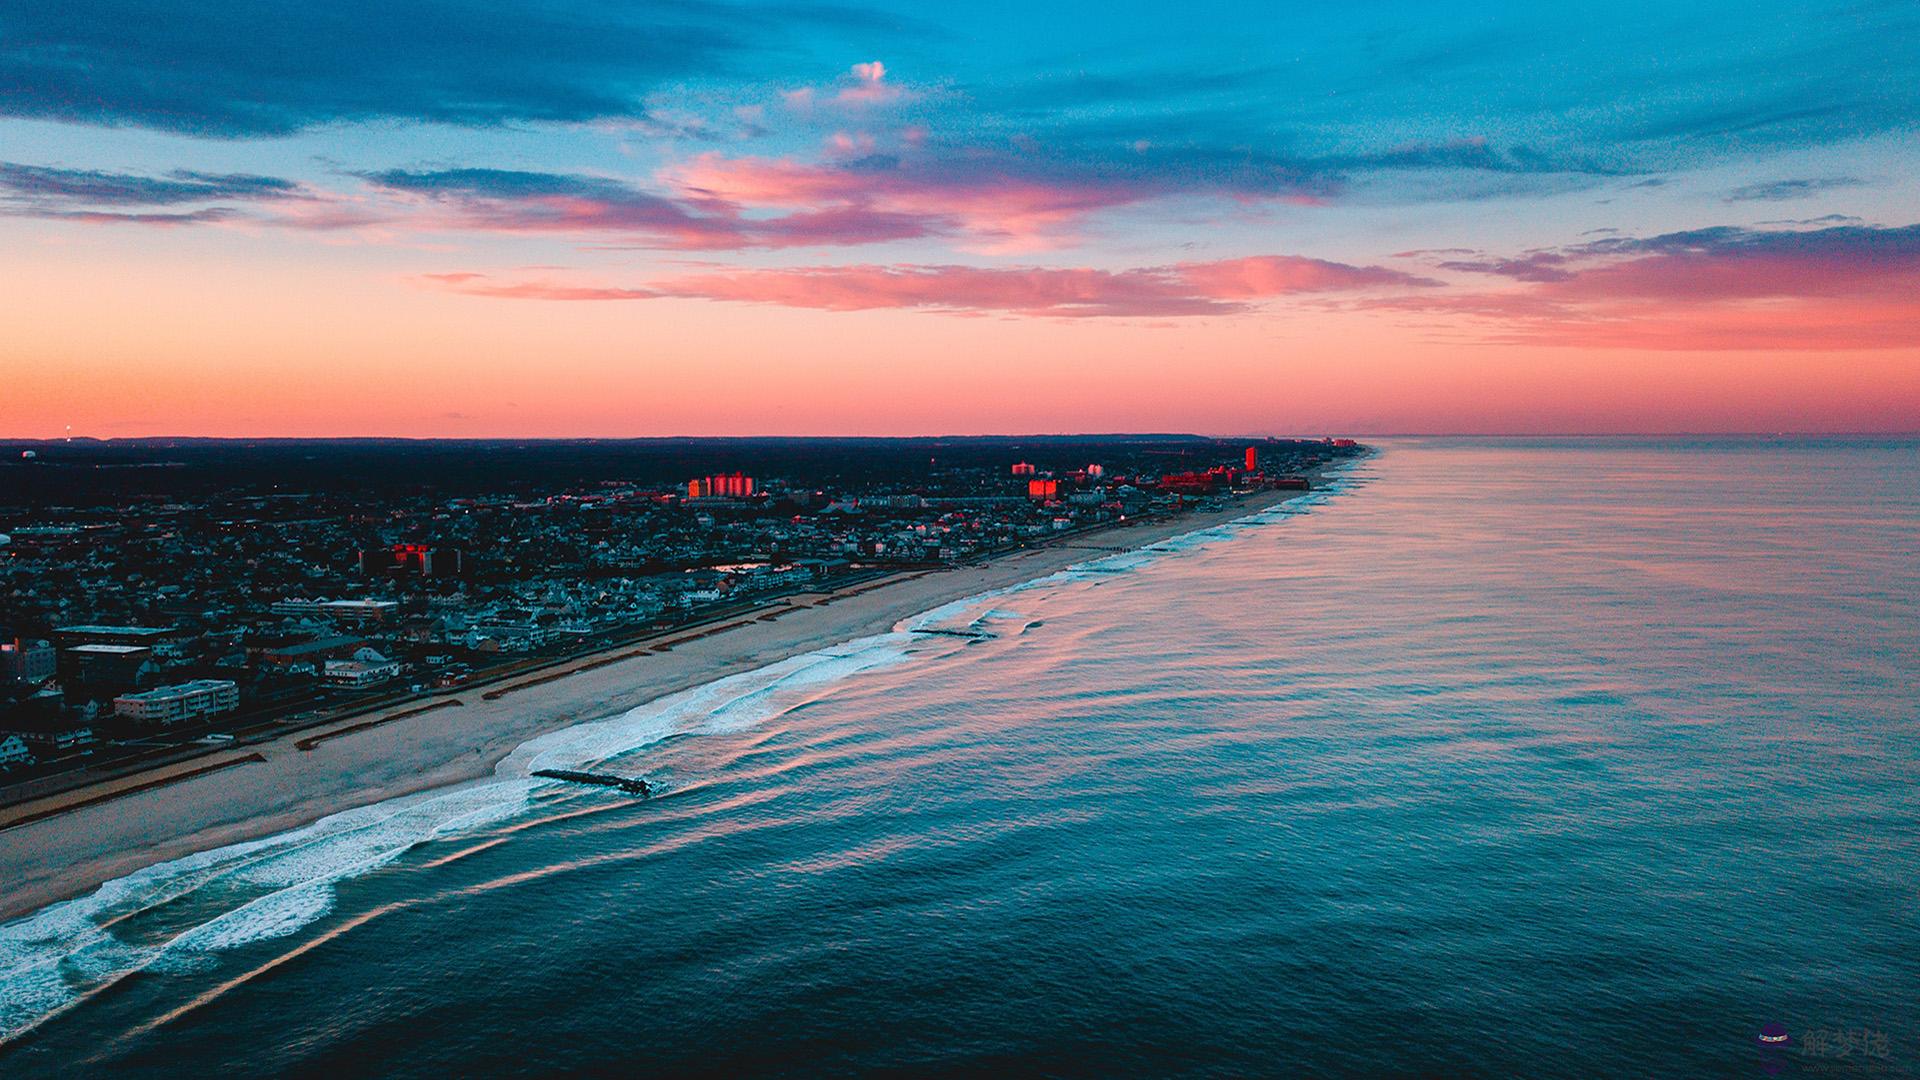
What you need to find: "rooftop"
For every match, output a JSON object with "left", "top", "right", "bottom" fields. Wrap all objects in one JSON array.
[
  {"left": 115, "top": 679, "right": 238, "bottom": 701},
  {"left": 263, "top": 635, "right": 366, "bottom": 657}
]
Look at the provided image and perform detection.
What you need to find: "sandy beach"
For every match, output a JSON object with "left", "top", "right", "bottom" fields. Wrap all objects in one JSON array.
[{"left": 0, "top": 488, "right": 1312, "bottom": 924}]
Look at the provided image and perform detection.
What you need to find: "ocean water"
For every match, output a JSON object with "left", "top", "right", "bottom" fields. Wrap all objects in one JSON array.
[{"left": 2, "top": 438, "right": 1917, "bottom": 1077}]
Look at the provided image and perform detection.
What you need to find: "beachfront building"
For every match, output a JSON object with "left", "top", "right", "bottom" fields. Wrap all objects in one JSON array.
[
  {"left": 113, "top": 679, "right": 240, "bottom": 726},
  {"left": 9, "top": 702, "right": 96, "bottom": 753},
  {"left": 322, "top": 657, "right": 402, "bottom": 688}
]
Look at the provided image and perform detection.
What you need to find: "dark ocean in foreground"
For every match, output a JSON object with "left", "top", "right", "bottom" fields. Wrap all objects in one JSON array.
[{"left": 4, "top": 438, "right": 1918, "bottom": 1078}]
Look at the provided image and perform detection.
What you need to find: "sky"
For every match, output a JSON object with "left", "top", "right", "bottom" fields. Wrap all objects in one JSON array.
[{"left": 1, "top": 0, "right": 1916, "bottom": 437}]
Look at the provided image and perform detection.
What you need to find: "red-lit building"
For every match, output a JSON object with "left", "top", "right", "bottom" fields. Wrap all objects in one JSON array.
[
  {"left": 1245, "top": 446, "right": 1258, "bottom": 471},
  {"left": 1011, "top": 462, "right": 1037, "bottom": 476},
  {"left": 361, "top": 544, "right": 463, "bottom": 577},
  {"left": 688, "top": 472, "right": 756, "bottom": 498},
  {"left": 1157, "top": 466, "right": 1241, "bottom": 496},
  {"left": 1027, "top": 478, "right": 1061, "bottom": 500}
]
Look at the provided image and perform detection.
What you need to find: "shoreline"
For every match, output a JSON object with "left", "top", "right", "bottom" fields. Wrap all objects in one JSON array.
[{"left": 0, "top": 480, "right": 1338, "bottom": 925}]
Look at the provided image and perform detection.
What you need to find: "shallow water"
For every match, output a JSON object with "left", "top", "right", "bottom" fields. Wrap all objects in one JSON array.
[{"left": 3, "top": 438, "right": 1917, "bottom": 1077}]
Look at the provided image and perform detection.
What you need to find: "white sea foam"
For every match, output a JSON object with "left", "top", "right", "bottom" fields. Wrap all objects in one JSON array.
[
  {"left": 0, "top": 776, "right": 550, "bottom": 1043},
  {"left": 0, "top": 475, "right": 1350, "bottom": 1045}
]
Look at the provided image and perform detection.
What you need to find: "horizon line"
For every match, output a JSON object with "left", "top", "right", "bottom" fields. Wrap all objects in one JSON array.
[{"left": 4, "top": 431, "right": 1920, "bottom": 444}]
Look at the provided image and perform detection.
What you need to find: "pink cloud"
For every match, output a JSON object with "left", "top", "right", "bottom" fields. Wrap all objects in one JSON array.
[
  {"left": 838, "top": 60, "right": 904, "bottom": 104},
  {"left": 654, "top": 264, "right": 1223, "bottom": 316},
  {"left": 827, "top": 130, "right": 876, "bottom": 155},
  {"left": 419, "top": 222, "right": 1920, "bottom": 348},
  {"left": 778, "top": 61, "right": 905, "bottom": 110},
  {"left": 429, "top": 278, "right": 659, "bottom": 302},
  {"left": 422, "top": 252, "right": 1428, "bottom": 318},
  {"left": 1378, "top": 224, "right": 1920, "bottom": 349},
  {"left": 665, "top": 152, "right": 1157, "bottom": 251},
  {"left": 1178, "top": 255, "right": 1427, "bottom": 297}
]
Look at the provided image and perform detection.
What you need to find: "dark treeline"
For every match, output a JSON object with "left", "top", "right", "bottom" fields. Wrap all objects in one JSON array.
[{"left": 0, "top": 436, "right": 1327, "bottom": 506}]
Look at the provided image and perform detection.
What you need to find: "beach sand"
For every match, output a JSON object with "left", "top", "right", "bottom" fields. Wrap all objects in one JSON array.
[{"left": 0, "top": 488, "right": 1312, "bottom": 923}]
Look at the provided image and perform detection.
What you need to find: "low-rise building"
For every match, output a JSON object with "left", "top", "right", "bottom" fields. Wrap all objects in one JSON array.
[
  {"left": 113, "top": 679, "right": 240, "bottom": 725},
  {"left": 0, "top": 638, "right": 56, "bottom": 685},
  {"left": 11, "top": 715, "right": 96, "bottom": 753},
  {"left": 0, "top": 732, "right": 31, "bottom": 769},
  {"left": 323, "top": 658, "right": 402, "bottom": 688},
  {"left": 262, "top": 635, "right": 367, "bottom": 669},
  {"left": 270, "top": 599, "right": 400, "bottom": 625},
  {"left": 53, "top": 624, "right": 181, "bottom": 648},
  {"left": 62, "top": 643, "right": 155, "bottom": 692}
]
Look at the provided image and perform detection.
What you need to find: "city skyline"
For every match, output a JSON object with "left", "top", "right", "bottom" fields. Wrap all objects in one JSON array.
[{"left": 4, "top": 1, "right": 1918, "bottom": 437}]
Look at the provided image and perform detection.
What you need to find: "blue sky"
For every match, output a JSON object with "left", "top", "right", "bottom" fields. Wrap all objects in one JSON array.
[{"left": 1, "top": 1, "right": 1915, "bottom": 435}]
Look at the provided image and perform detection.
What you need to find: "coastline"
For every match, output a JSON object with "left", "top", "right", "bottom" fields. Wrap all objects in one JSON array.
[{"left": 0, "top": 481, "right": 1334, "bottom": 925}]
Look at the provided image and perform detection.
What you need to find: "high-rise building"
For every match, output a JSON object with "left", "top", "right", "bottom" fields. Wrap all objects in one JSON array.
[
  {"left": 1027, "top": 478, "right": 1061, "bottom": 500},
  {"left": 1245, "top": 446, "right": 1258, "bottom": 471},
  {"left": 688, "top": 472, "right": 756, "bottom": 498},
  {"left": 1011, "top": 462, "right": 1037, "bottom": 476},
  {"left": 361, "top": 544, "right": 463, "bottom": 577}
]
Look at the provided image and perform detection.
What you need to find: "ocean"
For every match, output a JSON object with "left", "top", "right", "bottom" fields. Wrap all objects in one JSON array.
[{"left": 3, "top": 437, "right": 1916, "bottom": 1077}]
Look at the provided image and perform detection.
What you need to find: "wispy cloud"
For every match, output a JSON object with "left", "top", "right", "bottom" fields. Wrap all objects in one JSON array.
[
  {"left": 0, "top": 161, "right": 312, "bottom": 226},
  {"left": 1384, "top": 223, "right": 1920, "bottom": 350},
  {"left": 423, "top": 254, "right": 1433, "bottom": 317},
  {"left": 0, "top": 163, "right": 302, "bottom": 205},
  {"left": 360, "top": 166, "right": 934, "bottom": 249},
  {"left": 1725, "top": 176, "right": 1868, "bottom": 202},
  {"left": 19, "top": 207, "right": 244, "bottom": 226},
  {"left": 1434, "top": 252, "right": 1576, "bottom": 283}
]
